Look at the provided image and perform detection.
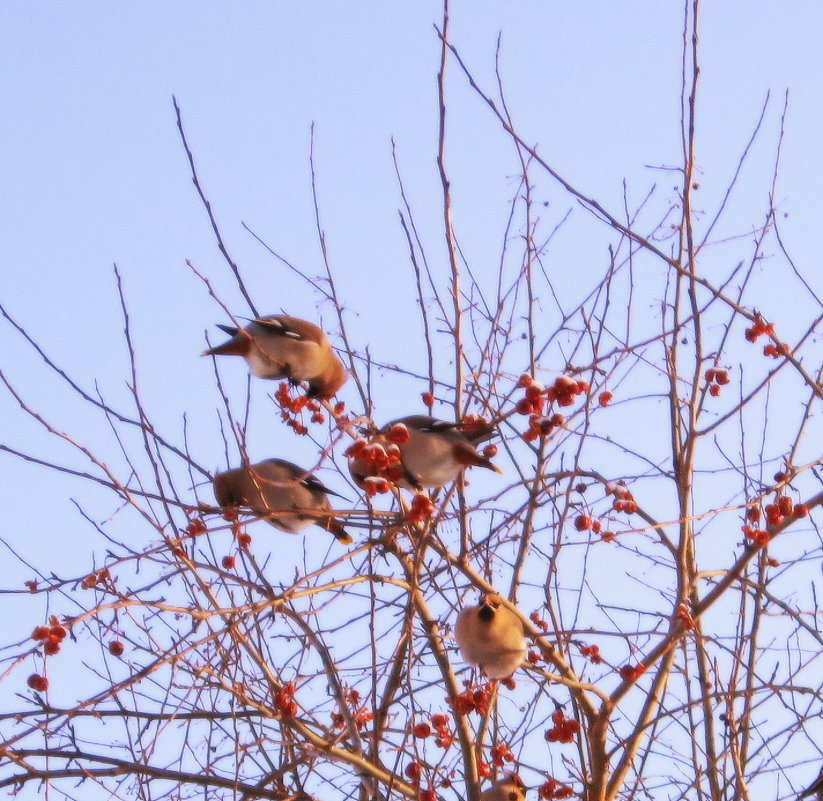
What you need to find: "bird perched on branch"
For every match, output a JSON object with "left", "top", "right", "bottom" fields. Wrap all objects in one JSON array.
[
  {"left": 347, "top": 415, "right": 501, "bottom": 491},
  {"left": 455, "top": 593, "right": 526, "bottom": 679},
  {"left": 212, "top": 458, "right": 351, "bottom": 544},
  {"left": 798, "top": 767, "right": 823, "bottom": 801},
  {"left": 480, "top": 775, "right": 527, "bottom": 801},
  {"left": 203, "top": 314, "right": 347, "bottom": 398}
]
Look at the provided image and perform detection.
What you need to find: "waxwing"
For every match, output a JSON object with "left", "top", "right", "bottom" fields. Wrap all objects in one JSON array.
[
  {"left": 347, "top": 415, "right": 501, "bottom": 491},
  {"left": 203, "top": 314, "right": 347, "bottom": 398},
  {"left": 480, "top": 776, "right": 527, "bottom": 801},
  {"left": 455, "top": 593, "right": 526, "bottom": 679},
  {"left": 798, "top": 768, "right": 823, "bottom": 801},
  {"left": 212, "top": 458, "right": 351, "bottom": 544}
]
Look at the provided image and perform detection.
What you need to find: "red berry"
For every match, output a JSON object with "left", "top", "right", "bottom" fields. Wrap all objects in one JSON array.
[
  {"left": 598, "top": 391, "right": 613, "bottom": 407},
  {"left": 714, "top": 369, "right": 730, "bottom": 385},
  {"left": 109, "top": 641, "right": 125, "bottom": 657},
  {"left": 27, "top": 673, "right": 48, "bottom": 692},
  {"left": 222, "top": 556, "right": 236, "bottom": 570},
  {"left": 777, "top": 495, "right": 793, "bottom": 516},
  {"left": 422, "top": 392, "right": 434, "bottom": 407},
  {"left": 574, "top": 514, "right": 592, "bottom": 532},
  {"left": 237, "top": 532, "right": 252, "bottom": 548},
  {"left": 431, "top": 713, "right": 449, "bottom": 728},
  {"left": 482, "top": 444, "right": 498, "bottom": 458},
  {"left": 44, "top": 639, "right": 61, "bottom": 656},
  {"left": 413, "top": 722, "right": 431, "bottom": 738},
  {"left": 32, "top": 626, "right": 50, "bottom": 641},
  {"left": 388, "top": 423, "right": 411, "bottom": 444},
  {"left": 709, "top": 385, "right": 721, "bottom": 397},
  {"left": 705, "top": 368, "right": 717, "bottom": 383},
  {"left": 794, "top": 503, "right": 809, "bottom": 518}
]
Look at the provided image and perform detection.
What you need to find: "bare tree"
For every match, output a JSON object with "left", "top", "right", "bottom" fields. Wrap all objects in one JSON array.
[{"left": 1, "top": 3, "right": 821, "bottom": 801}]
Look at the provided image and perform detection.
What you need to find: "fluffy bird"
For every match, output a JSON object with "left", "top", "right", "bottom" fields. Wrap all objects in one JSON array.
[
  {"left": 203, "top": 314, "right": 347, "bottom": 398},
  {"left": 348, "top": 415, "right": 501, "bottom": 491},
  {"left": 480, "top": 776, "right": 527, "bottom": 801},
  {"left": 455, "top": 593, "right": 526, "bottom": 679},
  {"left": 212, "top": 458, "right": 351, "bottom": 544},
  {"left": 798, "top": 768, "right": 823, "bottom": 801}
]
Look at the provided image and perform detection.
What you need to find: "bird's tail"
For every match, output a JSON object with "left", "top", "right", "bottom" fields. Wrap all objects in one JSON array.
[{"left": 323, "top": 517, "right": 353, "bottom": 545}]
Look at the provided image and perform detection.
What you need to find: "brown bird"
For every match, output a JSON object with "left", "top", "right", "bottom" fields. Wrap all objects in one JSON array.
[
  {"left": 798, "top": 767, "right": 823, "bottom": 801},
  {"left": 455, "top": 593, "right": 526, "bottom": 679},
  {"left": 348, "top": 415, "right": 501, "bottom": 491},
  {"left": 212, "top": 458, "right": 351, "bottom": 544},
  {"left": 480, "top": 776, "right": 527, "bottom": 801},
  {"left": 203, "top": 314, "right": 347, "bottom": 398}
]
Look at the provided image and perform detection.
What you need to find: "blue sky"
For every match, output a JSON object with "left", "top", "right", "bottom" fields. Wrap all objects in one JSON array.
[{"left": 1, "top": 3, "right": 822, "bottom": 798}]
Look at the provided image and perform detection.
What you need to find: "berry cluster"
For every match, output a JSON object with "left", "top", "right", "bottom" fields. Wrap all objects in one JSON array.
[
  {"left": 274, "top": 381, "right": 327, "bottom": 435},
  {"left": 185, "top": 516, "right": 208, "bottom": 537},
  {"left": 408, "top": 493, "right": 435, "bottom": 524},
  {"left": 516, "top": 373, "right": 587, "bottom": 443},
  {"left": 539, "top": 778, "right": 574, "bottom": 800},
  {"left": 490, "top": 742, "right": 516, "bottom": 767},
  {"left": 274, "top": 681, "right": 298, "bottom": 717},
  {"left": 345, "top": 436, "right": 404, "bottom": 495},
  {"left": 529, "top": 610, "right": 550, "bottom": 632},
  {"left": 744, "top": 316, "right": 775, "bottom": 343},
  {"left": 81, "top": 568, "right": 112, "bottom": 590},
  {"left": 573, "top": 513, "right": 602, "bottom": 534},
  {"left": 27, "top": 673, "right": 48, "bottom": 692},
  {"left": 330, "top": 688, "right": 373, "bottom": 732},
  {"left": 449, "top": 682, "right": 491, "bottom": 716},
  {"left": 704, "top": 367, "right": 730, "bottom": 397},
  {"left": 545, "top": 709, "right": 580, "bottom": 743},
  {"left": 32, "top": 616, "right": 68, "bottom": 656},
  {"left": 619, "top": 663, "right": 646, "bottom": 682},
  {"left": 606, "top": 483, "right": 637, "bottom": 515},
  {"left": 742, "top": 494, "right": 810, "bottom": 546},
  {"left": 579, "top": 644, "right": 602, "bottom": 664}
]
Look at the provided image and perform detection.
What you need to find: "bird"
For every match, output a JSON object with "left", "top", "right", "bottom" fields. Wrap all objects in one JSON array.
[
  {"left": 479, "top": 775, "right": 527, "bottom": 801},
  {"left": 347, "top": 415, "right": 501, "bottom": 491},
  {"left": 203, "top": 314, "right": 347, "bottom": 398},
  {"left": 212, "top": 458, "right": 351, "bottom": 544},
  {"left": 798, "top": 767, "right": 823, "bottom": 801},
  {"left": 455, "top": 593, "right": 526, "bottom": 679}
]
